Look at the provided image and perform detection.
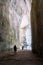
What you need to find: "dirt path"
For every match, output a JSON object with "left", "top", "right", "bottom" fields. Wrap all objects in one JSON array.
[{"left": 0, "top": 50, "right": 43, "bottom": 65}]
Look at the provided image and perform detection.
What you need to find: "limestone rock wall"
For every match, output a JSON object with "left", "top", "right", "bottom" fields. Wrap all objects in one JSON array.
[
  {"left": 0, "top": 0, "right": 16, "bottom": 51},
  {"left": 31, "top": 0, "right": 43, "bottom": 57},
  {"left": 0, "top": 0, "right": 10, "bottom": 51}
]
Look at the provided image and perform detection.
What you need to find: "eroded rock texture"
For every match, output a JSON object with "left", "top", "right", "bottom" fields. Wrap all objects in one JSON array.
[
  {"left": 0, "top": 0, "right": 16, "bottom": 51},
  {"left": 0, "top": 0, "right": 31, "bottom": 51}
]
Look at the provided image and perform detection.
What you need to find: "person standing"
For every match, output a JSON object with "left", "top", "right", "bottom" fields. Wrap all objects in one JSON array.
[{"left": 14, "top": 45, "right": 17, "bottom": 52}]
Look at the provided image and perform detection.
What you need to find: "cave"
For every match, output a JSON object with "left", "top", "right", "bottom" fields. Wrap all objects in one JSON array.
[
  {"left": 0, "top": 0, "right": 43, "bottom": 65},
  {"left": 0, "top": 0, "right": 43, "bottom": 56}
]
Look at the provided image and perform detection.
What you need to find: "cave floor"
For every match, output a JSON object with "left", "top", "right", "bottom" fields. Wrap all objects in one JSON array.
[{"left": 0, "top": 50, "right": 43, "bottom": 65}]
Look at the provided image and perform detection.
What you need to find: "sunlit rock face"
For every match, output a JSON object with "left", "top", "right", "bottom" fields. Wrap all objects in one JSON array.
[
  {"left": 0, "top": 0, "right": 21, "bottom": 51},
  {"left": 0, "top": 0, "right": 32, "bottom": 51},
  {"left": 19, "top": 0, "right": 32, "bottom": 50},
  {"left": 8, "top": 0, "right": 32, "bottom": 50}
]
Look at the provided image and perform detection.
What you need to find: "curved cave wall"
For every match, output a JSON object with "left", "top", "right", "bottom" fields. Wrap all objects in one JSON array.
[{"left": 31, "top": 0, "right": 43, "bottom": 56}]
